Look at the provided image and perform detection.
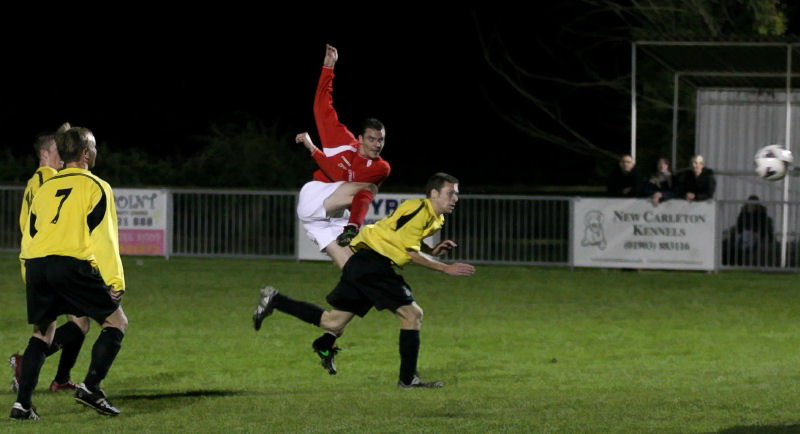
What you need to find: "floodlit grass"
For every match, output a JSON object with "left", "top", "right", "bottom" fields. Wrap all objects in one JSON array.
[{"left": 1, "top": 253, "right": 799, "bottom": 432}]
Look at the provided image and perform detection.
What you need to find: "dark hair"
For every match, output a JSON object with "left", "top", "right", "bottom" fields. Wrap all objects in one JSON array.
[
  {"left": 32, "top": 133, "right": 55, "bottom": 155},
  {"left": 32, "top": 122, "right": 71, "bottom": 156},
  {"left": 425, "top": 172, "right": 459, "bottom": 197},
  {"left": 360, "top": 118, "right": 384, "bottom": 136},
  {"left": 56, "top": 126, "right": 95, "bottom": 163}
]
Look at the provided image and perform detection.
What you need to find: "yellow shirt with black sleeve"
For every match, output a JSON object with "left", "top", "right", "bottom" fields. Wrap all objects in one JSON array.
[
  {"left": 20, "top": 168, "right": 125, "bottom": 292},
  {"left": 350, "top": 198, "right": 444, "bottom": 267},
  {"left": 19, "top": 166, "right": 59, "bottom": 234}
]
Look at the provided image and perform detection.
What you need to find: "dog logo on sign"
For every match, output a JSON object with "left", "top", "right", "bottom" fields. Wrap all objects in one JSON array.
[{"left": 581, "top": 210, "right": 606, "bottom": 250}]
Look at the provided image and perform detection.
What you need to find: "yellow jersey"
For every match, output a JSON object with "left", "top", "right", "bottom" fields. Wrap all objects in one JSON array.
[
  {"left": 20, "top": 168, "right": 125, "bottom": 291},
  {"left": 19, "top": 166, "right": 59, "bottom": 234},
  {"left": 351, "top": 198, "right": 444, "bottom": 267}
]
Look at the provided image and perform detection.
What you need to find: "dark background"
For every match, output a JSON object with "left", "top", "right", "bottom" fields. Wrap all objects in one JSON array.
[{"left": 0, "top": 6, "right": 738, "bottom": 192}]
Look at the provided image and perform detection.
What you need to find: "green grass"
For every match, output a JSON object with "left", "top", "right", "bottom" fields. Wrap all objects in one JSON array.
[{"left": 1, "top": 253, "right": 799, "bottom": 432}]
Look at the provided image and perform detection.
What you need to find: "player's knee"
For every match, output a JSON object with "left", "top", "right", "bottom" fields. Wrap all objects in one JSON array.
[
  {"left": 32, "top": 333, "right": 52, "bottom": 346},
  {"left": 70, "top": 316, "right": 91, "bottom": 335},
  {"left": 117, "top": 314, "right": 129, "bottom": 333},
  {"left": 319, "top": 312, "right": 342, "bottom": 331},
  {"left": 104, "top": 308, "right": 128, "bottom": 333},
  {"left": 32, "top": 320, "right": 57, "bottom": 344},
  {"left": 412, "top": 305, "right": 424, "bottom": 324},
  {"left": 326, "top": 319, "right": 348, "bottom": 333},
  {"left": 322, "top": 310, "right": 354, "bottom": 334},
  {"left": 399, "top": 304, "right": 423, "bottom": 328},
  {"left": 364, "top": 183, "right": 378, "bottom": 195}
]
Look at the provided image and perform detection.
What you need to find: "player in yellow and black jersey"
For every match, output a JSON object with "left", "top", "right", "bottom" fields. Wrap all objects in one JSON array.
[
  {"left": 11, "top": 126, "right": 128, "bottom": 420},
  {"left": 9, "top": 123, "right": 93, "bottom": 399},
  {"left": 253, "top": 173, "right": 475, "bottom": 388}
]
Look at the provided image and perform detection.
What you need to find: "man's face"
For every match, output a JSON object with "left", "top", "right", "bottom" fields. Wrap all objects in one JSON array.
[
  {"left": 86, "top": 138, "right": 97, "bottom": 169},
  {"left": 430, "top": 182, "right": 459, "bottom": 215},
  {"left": 620, "top": 156, "right": 634, "bottom": 173},
  {"left": 43, "top": 141, "right": 63, "bottom": 169},
  {"left": 692, "top": 159, "right": 704, "bottom": 176},
  {"left": 358, "top": 128, "right": 385, "bottom": 159},
  {"left": 657, "top": 159, "right": 669, "bottom": 173}
]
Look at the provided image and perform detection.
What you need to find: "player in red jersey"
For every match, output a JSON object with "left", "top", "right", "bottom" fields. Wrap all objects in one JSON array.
[
  {"left": 282, "top": 45, "right": 390, "bottom": 375},
  {"left": 296, "top": 44, "right": 391, "bottom": 269}
]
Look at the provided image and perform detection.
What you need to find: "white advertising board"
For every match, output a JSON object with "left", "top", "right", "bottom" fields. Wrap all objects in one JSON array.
[
  {"left": 297, "top": 193, "right": 440, "bottom": 261},
  {"left": 572, "top": 198, "right": 716, "bottom": 270},
  {"left": 115, "top": 188, "right": 169, "bottom": 256}
]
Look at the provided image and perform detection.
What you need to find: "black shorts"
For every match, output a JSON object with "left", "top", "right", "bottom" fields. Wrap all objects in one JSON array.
[
  {"left": 326, "top": 249, "right": 415, "bottom": 317},
  {"left": 25, "top": 255, "right": 119, "bottom": 324}
]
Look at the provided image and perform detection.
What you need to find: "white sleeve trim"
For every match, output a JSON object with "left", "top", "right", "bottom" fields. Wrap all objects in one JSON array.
[{"left": 323, "top": 145, "right": 357, "bottom": 157}]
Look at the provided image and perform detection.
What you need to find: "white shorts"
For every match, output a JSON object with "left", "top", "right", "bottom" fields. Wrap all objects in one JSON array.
[{"left": 297, "top": 181, "right": 350, "bottom": 251}]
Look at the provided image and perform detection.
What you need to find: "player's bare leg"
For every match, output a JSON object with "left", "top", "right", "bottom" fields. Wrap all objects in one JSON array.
[
  {"left": 394, "top": 302, "right": 423, "bottom": 331},
  {"left": 323, "top": 182, "right": 377, "bottom": 216},
  {"left": 319, "top": 310, "right": 355, "bottom": 335},
  {"left": 324, "top": 242, "right": 353, "bottom": 269},
  {"left": 252, "top": 286, "right": 354, "bottom": 375},
  {"left": 325, "top": 183, "right": 378, "bottom": 246},
  {"left": 312, "top": 309, "right": 355, "bottom": 375}
]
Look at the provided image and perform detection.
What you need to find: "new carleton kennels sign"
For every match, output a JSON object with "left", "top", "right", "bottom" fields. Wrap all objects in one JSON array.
[{"left": 572, "top": 198, "right": 715, "bottom": 270}]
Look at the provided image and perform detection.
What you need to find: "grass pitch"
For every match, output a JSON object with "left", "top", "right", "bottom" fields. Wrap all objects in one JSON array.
[{"left": 1, "top": 253, "right": 799, "bottom": 432}]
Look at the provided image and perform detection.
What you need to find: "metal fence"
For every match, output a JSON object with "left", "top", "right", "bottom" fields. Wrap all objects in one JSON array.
[
  {"left": 441, "top": 195, "right": 571, "bottom": 265},
  {"left": 169, "top": 190, "right": 573, "bottom": 264},
  {"left": 5, "top": 184, "right": 800, "bottom": 271},
  {"left": 716, "top": 199, "right": 800, "bottom": 270},
  {"left": 171, "top": 189, "right": 296, "bottom": 258},
  {"left": 0, "top": 186, "right": 22, "bottom": 249}
]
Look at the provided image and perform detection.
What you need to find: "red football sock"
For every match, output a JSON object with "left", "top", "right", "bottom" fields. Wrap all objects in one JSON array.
[{"left": 348, "top": 189, "right": 374, "bottom": 229}]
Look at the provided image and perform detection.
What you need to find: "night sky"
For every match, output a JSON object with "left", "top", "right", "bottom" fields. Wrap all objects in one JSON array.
[{"left": 1, "top": 7, "right": 628, "bottom": 192}]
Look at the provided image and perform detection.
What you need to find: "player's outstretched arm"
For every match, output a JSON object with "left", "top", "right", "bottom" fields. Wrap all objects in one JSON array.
[
  {"left": 296, "top": 132, "right": 320, "bottom": 154},
  {"left": 323, "top": 44, "right": 338, "bottom": 68},
  {"left": 426, "top": 240, "right": 457, "bottom": 257},
  {"left": 314, "top": 43, "right": 358, "bottom": 149},
  {"left": 442, "top": 263, "right": 476, "bottom": 276},
  {"left": 407, "top": 250, "right": 475, "bottom": 276}
]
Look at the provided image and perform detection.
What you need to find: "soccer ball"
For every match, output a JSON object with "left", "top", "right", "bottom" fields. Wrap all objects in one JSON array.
[{"left": 754, "top": 144, "right": 793, "bottom": 181}]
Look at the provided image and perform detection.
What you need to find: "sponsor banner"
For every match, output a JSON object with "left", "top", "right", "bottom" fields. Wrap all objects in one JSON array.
[
  {"left": 572, "top": 198, "right": 715, "bottom": 270},
  {"left": 115, "top": 189, "right": 169, "bottom": 257},
  {"left": 297, "top": 193, "right": 440, "bottom": 261},
  {"left": 119, "top": 229, "right": 165, "bottom": 255}
]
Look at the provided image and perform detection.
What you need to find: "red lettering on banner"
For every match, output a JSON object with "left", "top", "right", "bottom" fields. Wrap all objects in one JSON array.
[{"left": 119, "top": 229, "right": 165, "bottom": 256}]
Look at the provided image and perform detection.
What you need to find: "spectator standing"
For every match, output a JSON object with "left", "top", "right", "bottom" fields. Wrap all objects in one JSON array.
[
  {"left": 681, "top": 155, "right": 716, "bottom": 201},
  {"left": 735, "top": 195, "right": 775, "bottom": 265},
  {"left": 606, "top": 154, "right": 643, "bottom": 197},
  {"left": 644, "top": 157, "right": 677, "bottom": 206}
]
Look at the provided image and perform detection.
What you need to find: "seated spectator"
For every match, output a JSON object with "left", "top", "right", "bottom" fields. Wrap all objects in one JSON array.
[
  {"left": 606, "top": 154, "right": 643, "bottom": 197},
  {"left": 644, "top": 157, "right": 677, "bottom": 206},
  {"left": 680, "top": 155, "right": 716, "bottom": 201}
]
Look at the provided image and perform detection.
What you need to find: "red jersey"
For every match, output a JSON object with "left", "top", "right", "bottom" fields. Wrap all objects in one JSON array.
[{"left": 312, "top": 67, "right": 390, "bottom": 185}]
